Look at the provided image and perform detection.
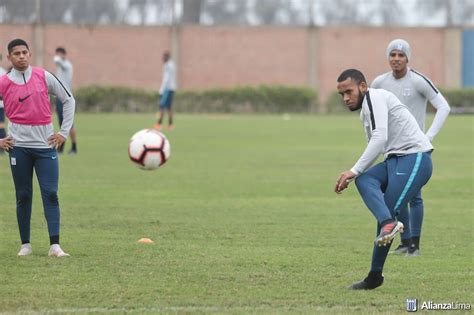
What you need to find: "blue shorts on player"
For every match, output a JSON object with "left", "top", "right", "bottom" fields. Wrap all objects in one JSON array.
[{"left": 160, "top": 90, "right": 174, "bottom": 109}]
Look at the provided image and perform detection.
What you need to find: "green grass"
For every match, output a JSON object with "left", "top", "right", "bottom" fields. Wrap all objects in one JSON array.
[{"left": 0, "top": 114, "right": 472, "bottom": 314}]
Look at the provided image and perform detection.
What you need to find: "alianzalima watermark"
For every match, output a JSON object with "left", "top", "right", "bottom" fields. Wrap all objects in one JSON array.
[{"left": 406, "top": 299, "right": 471, "bottom": 312}]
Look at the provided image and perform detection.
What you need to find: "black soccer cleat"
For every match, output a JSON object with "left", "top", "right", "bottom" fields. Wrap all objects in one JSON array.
[
  {"left": 348, "top": 274, "right": 384, "bottom": 290},
  {"left": 406, "top": 245, "right": 420, "bottom": 257},
  {"left": 390, "top": 244, "right": 409, "bottom": 254}
]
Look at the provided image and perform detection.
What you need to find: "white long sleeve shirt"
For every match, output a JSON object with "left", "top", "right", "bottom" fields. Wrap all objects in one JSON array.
[
  {"left": 53, "top": 56, "right": 73, "bottom": 90},
  {"left": 371, "top": 68, "right": 450, "bottom": 141},
  {"left": 159, "top": 60, "right": 176, "bottom": 95},
  {"left": 351, "top": 88, "right": 433, "bottom": 175},
  {"left": 2, "top": 66, "right": 75, "bottom": 148},
  {"left": 0, "top": 66, "right": 6, "bottom": 109}
]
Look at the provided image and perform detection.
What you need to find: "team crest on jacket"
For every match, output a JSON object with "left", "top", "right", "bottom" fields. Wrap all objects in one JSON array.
[{"left": 402, "top": 87, "right": 411, "bottom": 97}]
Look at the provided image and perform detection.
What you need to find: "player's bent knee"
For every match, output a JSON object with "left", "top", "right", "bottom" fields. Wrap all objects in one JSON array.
[
  {"left": 42, "top": 190, "right": 59, "bottom": 205},
  {"left": 410, "top": 197, "right": 423, "bottom": 207}
]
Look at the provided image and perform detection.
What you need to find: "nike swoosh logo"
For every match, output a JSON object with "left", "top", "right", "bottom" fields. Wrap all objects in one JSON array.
[
  {"left": 52, "top": 156, "right": 57, "bottom": 160},
  {"left": 396, "top": 171, "right": 407, "bottom": 176},
  {"left": 19, "top": 94, "right": 31, "bottom": 102}
]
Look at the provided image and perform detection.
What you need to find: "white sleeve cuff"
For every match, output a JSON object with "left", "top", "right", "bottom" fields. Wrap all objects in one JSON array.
[{"left": 350, "top": 168, "right": 360, "bottom": 176}]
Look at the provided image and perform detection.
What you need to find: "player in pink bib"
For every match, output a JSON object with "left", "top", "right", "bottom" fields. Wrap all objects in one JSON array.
[
  {"left": 0, "top": 39, "right": 75, "bottom": 257},
  {"left": 1, "top": 67, "right": 51, "bottom": 125}
]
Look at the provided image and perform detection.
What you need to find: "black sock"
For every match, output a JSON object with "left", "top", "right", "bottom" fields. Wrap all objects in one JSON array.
[
  {"left": 411, "top": 236, "right": 420, "bottom": 248},
  {"left": 50, "top": 235, "right": 60, "bottom": 245},
  {"left": 0, "top": 128, "right": 4, "bottom": 153},
  {"left": 22, "top": 240, "right": 30, "bottom": 245},
  {"left": 71, "top": 142, "right": 77, "bottom": 151},
  {"left": 401, "top": 238, "right": 411, "bottom": 247}
]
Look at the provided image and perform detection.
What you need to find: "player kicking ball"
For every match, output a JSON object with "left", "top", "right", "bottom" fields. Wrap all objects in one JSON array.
[{"left": 334, "top": 69, "right": 433, "bottom": 290}]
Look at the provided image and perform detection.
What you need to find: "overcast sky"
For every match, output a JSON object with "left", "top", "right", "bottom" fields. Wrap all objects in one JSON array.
[{"left": 0, "top": 0, "right": 472, "bottom": 26}]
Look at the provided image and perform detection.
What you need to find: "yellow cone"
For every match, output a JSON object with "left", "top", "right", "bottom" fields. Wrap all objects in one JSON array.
[{"left": 137, "top": 238, "right": 154, "bottom": 244}]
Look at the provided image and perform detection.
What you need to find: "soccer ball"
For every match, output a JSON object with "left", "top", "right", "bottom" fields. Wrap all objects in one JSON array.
[{"left": 128, "top": 129, "right": 170, "bottom": 170}]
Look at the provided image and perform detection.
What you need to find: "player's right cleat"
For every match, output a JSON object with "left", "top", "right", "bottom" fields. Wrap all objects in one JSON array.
[
  {"left": 390, "top": 244, "right": 409, "bottom": 254},
  {"left": 348, "top": 273, "right": 384, "bottom": 290},
  {"left": 17, "top": 243, "right": 33, "bottom": 256},
  {"left": 48, "top": 244, "right": 70, "bottom": 257},
  {"left": 153, "top": 124, "right": 162, "bottom": 130},
  {"left": 375, "top": 221, "right": 404, "bottom": 247}
]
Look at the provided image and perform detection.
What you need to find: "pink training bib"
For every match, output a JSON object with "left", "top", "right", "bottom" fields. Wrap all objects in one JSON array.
[{"left": 0, "top": 67, "right": 51, "bottom": 125}]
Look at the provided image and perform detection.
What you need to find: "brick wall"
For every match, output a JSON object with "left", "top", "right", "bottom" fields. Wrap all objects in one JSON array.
[
  {"left": 317, "top": 27, "right": 446, "bottom": 101},
  {"left": 0, "top": 24, "right": 34, "bottom": 66},
  {"left": 0, "top": 24, "right": 461, "bottom": 106},
  {"left": 179, "top": 26, "right": 309, "bottom": 89},
  {"left": 43, "top": 25, "right": 171, "bottom": 90}
]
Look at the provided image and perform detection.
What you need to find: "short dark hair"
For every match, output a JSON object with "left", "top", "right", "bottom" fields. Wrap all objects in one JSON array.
[
  {"left": 8, "top": 39, "right": 29, "bottom": 53},
  {"left": 56, "top": 47, "right": 66, "bottom": 54},
  {"left": 337, "top": 69, "right": 367, "bottom": 85}
]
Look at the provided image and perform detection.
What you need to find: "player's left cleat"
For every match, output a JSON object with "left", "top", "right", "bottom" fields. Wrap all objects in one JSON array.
[
  {"left": 48, "top": 244, "right": 70, "bottom": 257},
  {"left": 348, "top": 273, "right": 384, "bottom": 290},
  {"left": 153, "top": 124, "right": 162, "bottom": 130},
  {"left": 375, "top": 221, "right": 404, "bottom": 247},
  {"left": 17, "top": 243, "right": 33, "bottom": 256},
  {"left": 167, "top": 124, "right": 174, "bottom": 131},
  {"left": 406, "top": 245, "right": 420, "bottom": 257}
]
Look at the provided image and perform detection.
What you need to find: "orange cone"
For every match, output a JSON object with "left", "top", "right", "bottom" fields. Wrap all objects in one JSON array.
[{"left": 137, "top": 238, "right": 154, "bottom": 244}]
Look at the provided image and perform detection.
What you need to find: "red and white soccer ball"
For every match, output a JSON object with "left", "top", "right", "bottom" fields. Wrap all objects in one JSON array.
[{"left": 128, "top": 129, "right": 170, "bottom": 170}]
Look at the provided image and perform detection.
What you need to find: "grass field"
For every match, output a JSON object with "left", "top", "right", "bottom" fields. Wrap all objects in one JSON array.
[{"left": 0, "top": 113, "right": 472, "bottom": 314}]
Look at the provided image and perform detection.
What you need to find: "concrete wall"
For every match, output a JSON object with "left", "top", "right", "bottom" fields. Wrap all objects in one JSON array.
[{"left": 0, "top": 24, "right": 464, "bottom": 109}]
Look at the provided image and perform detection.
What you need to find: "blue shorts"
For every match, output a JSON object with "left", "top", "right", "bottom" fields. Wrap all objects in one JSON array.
[
  {"left": 160, "top": 90, "right": 174, "bottom": 109},
  {"left": 0, "top": 107, "right": 4, "bottom": 122}
]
